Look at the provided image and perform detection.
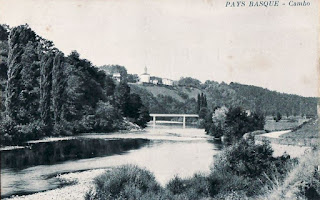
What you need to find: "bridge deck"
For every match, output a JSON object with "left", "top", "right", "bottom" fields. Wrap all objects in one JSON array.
[
  {"left": 150, "top": 114, "right": 199, "bottom": 117},
  {"left": 150, "top": 114, "right": 199, "bottom": 128}
]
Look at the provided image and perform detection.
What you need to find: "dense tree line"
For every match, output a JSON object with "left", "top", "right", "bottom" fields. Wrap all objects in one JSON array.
[
  {"left": 0, "top": 24, "right": 149, "bottom": 145},
  {"left": 177, "top": 77, "right": 202, "bottom": 88},
  {"left": 204, "top": 81, "right": 317, "bottom": 117}
]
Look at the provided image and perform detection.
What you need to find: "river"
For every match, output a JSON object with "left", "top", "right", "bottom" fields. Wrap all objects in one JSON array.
[{"left": 1, "top": 125, "right": 222, "bottom": 199}]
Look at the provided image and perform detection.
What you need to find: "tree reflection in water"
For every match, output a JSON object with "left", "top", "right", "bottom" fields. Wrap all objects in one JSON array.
[{"left": 1, "top": 138, "right": 150, "bottom": 169}]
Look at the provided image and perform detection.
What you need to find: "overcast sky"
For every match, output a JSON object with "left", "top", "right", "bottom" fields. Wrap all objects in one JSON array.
[{"left": 0, "top": 0, "right": 319, "bottom": 97}]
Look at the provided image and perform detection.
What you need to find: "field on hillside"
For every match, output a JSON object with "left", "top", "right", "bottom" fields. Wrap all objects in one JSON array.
[
  {"left": 281, "top": 118, "right": 319, "bottom": 139},
  {"left": 130, "top": 83, "right": 202, "bottom": 102},
  {"left": 264, "top": 116, "right": 309, "bottom": 132}
]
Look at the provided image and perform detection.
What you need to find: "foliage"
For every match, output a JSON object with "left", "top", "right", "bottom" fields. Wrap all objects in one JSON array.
[
  {"left": 127, "top": 73, "right": 139, "bottom": 83},
  {"left": 209, "top": 106, "right": 228, "bottom": 137},
  {"left": 114, "top": 82, "right": 150, "bottom": 128},
  {"left": 208, "top": 137, "right": 296, "bottom": 196},
  {"left": 166, "top": 174, "right": 210, "bottom": 199},
  {"left": 262, "top": 149, "right": 320, "bottom": 200},
  {"left": 39, "top": 53, "right": 53, "bottom": 134},
  {"left": 0, "top": 24, "right": 150, "bottom": 145},
  {"left": 196, "top": 93, "right": 207, "bottom": 117},
  {"left": 100, "top": 64, "right": 127, "bottom": 81},
  {"left": 205, "top": 106, "right": 265, "bottom": 142},
  {"left": 85, "top": 165, "right": 163, "bottom": 200},
  {"left": 274, "top": 112, "right": 282, "bottom": 122},
  {"left": 177, "top": 77, "right": 201, "bottom": 88},
  {"left": 228, "top": 82, "right": 317, "bottom": 117},
  {"left": 52, "top": 52, "right": 65, "bottom": 135}
]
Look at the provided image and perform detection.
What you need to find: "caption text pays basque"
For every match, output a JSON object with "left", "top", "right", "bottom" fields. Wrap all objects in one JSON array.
[{"left": 226, "top": 1, "right": 310, "bottom": 7}]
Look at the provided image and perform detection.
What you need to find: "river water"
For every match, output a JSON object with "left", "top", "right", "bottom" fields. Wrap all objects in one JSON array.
[{"left": 1, "top": 125, "right": 222, "bottom": 199}]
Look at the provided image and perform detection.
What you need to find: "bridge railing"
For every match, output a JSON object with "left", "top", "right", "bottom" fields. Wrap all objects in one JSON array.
[{"left": 149, "top": 114, "right": 199, "bottom": 128}]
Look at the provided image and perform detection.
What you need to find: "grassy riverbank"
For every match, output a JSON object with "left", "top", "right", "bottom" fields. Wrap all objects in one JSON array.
[{"left": 85, "top": 137, "right": 317, "bottom": 200}]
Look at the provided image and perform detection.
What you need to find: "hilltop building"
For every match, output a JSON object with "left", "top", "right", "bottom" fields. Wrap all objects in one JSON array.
[
  {"left": 112, "top": 73, "right": 121, "bottom": 82},
  {"left": 150, "top": 76, "right": 162, "bottom": 85},
  {"left": 140, "top": 66, "right": 150, "bottom": 83},
  {"left": 162, "top": 78, "right": 173, "bottom": 86},
  {"left": 139, "top": 66, "right": 173, "bottom": 86}
]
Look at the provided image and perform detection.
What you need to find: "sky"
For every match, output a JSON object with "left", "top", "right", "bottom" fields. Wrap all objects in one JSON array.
[{"left": 0, "top": 0, "right": 319, "bottom": 97}]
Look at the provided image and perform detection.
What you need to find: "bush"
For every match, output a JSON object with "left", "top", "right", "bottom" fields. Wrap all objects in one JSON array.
[
  {"left": 166, "top": 174, "right": 210, "bottom": 200},
  {"left": 0, "top": 119, "right": 44, "bottom": 145},
  {"left": 263, "top": 149, "right": 320, "bottom": 200},
  {"left": 208, "top": 137, "right": 295, "bottom": 196},
  {"left": 85, "top": 165, "right": 163, "bottom": 200},
  {"left": 204, "top": 106, "right": 265, "bottom": 142}
]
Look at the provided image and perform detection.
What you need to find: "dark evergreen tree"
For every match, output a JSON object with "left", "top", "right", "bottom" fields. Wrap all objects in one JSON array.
[
  {"left": 114, "top": 81, "right": 131, "bottom": 116},
  {"left": 197, "top": 94, "right": 201, "bottom": 113},
  {"left": 5, "top": 25, "right": 37, "bottom": 124},
  {"left": 19, "top": 41, "right": 40, "bottom": 124},
  {"left": 39, "top": 53, "right": 53, "bottom": 134},
  {"left": 136, "top": 105, "right": 150, "bottom": 128},
  {"left": 52, "top": 52, "right": 65, "bottom": 135}
]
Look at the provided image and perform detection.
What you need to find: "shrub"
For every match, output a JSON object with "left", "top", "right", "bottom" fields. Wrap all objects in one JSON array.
[
  {"left": 0, "top": 119, "right": 44, "bottom": 145},
  {"left": 166, "top": 176, "right": 185, "bottom": 195},
  {"left": 85, "top": 165, "right": 162, "bottom": 200},
  {"left": 204, "top": 106, "right": 265, "bottom": 142},
  {"left": 166, "top": 174, "right": 210, "bottom": 199},
  {"left": 263, "top": 149, "right": 320, "bottom": 199},
  {"left": 208, "top": 137, "right": 295, "bottom": 196}
]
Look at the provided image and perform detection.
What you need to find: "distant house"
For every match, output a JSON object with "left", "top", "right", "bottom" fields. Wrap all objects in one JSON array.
[
  {"left": 150, "top": 76, "right": 162, "bottom": 85},
  {"left": 111, "top": 73, "right": 121, "bottom": 82},
  {"left": 162, "top": 78, "right": 173, "bottom": 86},
  {"left": 151, "top": 79, "right": 159, "bottom": 85},
  {"left": 100, "top": 65, "right": 126, "bottom": 82},
  {"left": 140, "top": 66, "right": 150, "bottom": 83}
]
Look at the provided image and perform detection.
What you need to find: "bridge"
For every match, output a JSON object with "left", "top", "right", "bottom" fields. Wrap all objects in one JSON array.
[{"left": 149, "top": 114, "right": 199, "bottom": 128}]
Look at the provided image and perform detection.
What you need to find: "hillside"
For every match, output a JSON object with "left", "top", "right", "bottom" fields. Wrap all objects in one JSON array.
[
  {"left": 228, "top": 82, "right": 318, "bottom": 116},
  {"left": 129, "top": 83, "right": 199, "bottom": 114},
  {"left": 131, "top": 83, "right": 201, "bottom": 102},
  {"left": 129, "top": 81, "right": 318, "bottom": 117}
]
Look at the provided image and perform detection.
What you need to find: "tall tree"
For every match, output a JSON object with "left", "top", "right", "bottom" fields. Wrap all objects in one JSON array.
[
  {"left": 197, "top": 94, "right": 201, "bottom": 113},
  {"left": 19, "top": 41, "right": 40, "bottom": 124},
  {"left": 114, "top": 81, "right": 131, "bottom": 116},
  {"left": 5, "top": 25, "right": 37, "bottom": 124},
  {"left": 52, "top": 53, "right": 65, "bottom": 134},
  {"left": 39, "top": 53, "right": 53, "bottom": 133}
]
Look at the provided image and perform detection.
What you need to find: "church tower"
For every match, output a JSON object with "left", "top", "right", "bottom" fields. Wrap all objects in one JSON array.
[{"left": 140, "top": 66, "right": 150, "bottom": 83}]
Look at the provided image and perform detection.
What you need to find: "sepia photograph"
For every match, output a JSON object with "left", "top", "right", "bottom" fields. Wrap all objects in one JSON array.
[{"left": 0, "top": 0, "right": 319, "bottom": 199}]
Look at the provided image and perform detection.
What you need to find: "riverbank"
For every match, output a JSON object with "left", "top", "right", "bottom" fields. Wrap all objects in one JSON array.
[
  {"left": 4, "top": 169, "right": 107, "bottom": 200},
  {"left": 255, "top": 118, "right": 319, "bottom": 158}
]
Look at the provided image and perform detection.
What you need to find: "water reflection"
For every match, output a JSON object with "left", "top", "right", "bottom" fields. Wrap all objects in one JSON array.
[
  {"left": 1, "top": 138, "right": 149, "bottom": 169},
  {"left": 1, "top": 127, "right": 222, "bottom": 199}
]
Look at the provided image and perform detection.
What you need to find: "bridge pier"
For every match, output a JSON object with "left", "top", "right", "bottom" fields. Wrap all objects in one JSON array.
[
  {"left": 153, "top": 116, "right": 156, "bottom": 128},
  {"left": 183, "top": 116, "right": 186, "bottom": 129}
]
